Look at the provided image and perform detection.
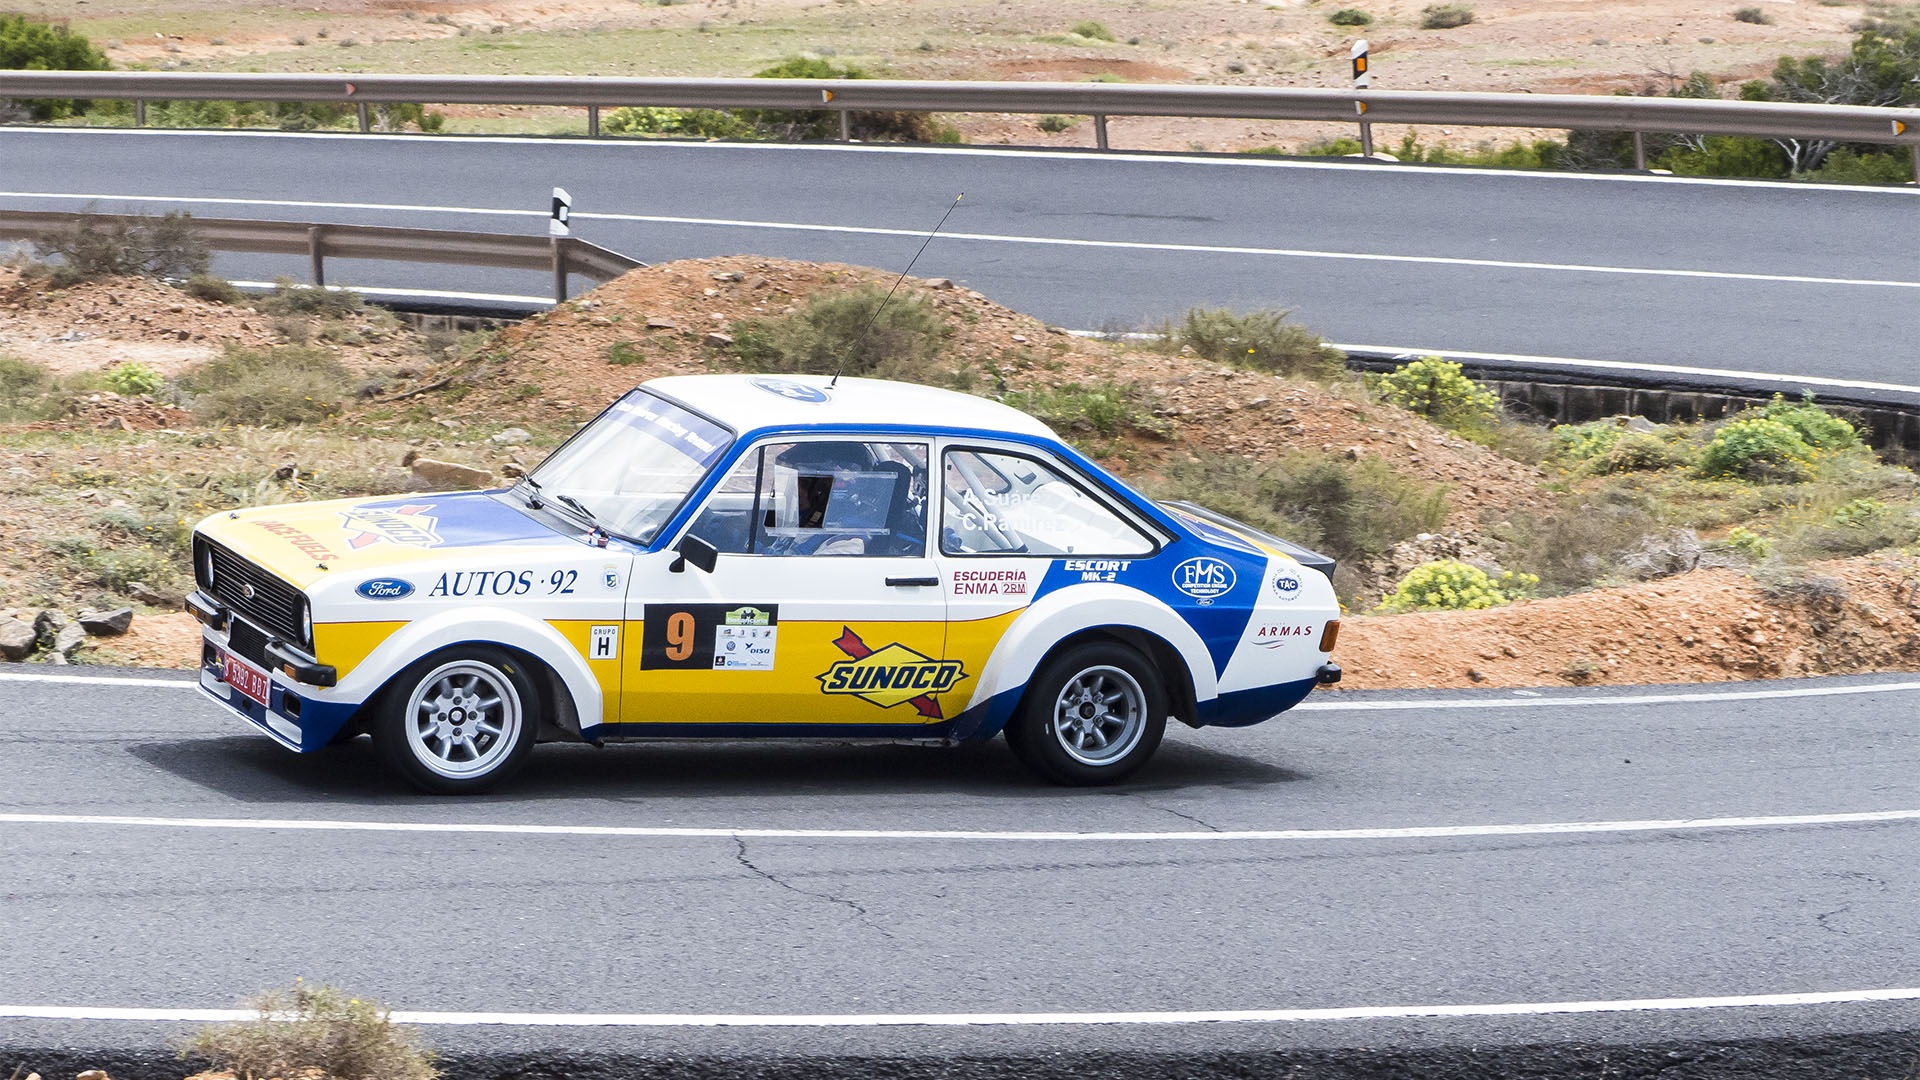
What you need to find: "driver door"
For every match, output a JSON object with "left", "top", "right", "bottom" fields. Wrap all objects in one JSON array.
[{"left": 617, "top": 437, "right": 962, "bottom": 732}]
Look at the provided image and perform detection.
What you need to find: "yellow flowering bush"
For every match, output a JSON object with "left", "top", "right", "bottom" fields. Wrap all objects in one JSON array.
[
  {"left": 1377, "top": 559, "right": 1539, "bottom": 613},
  {"left": 1370, "top": 358, "right": 1502, "bottom": 437},
  {"left": 1697, "top": 417, "right": 1816, "bottom": 483}
]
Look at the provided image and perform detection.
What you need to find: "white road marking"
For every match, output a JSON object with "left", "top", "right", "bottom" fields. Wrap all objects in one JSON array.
[
  {"left": 226, "top": 280, "right": 549, "bottom": 305},
  {"left": 1, "top": 190, "right": 1912, "bottom": 290},
  {"left": 0, "top": 672, "right": 195, "bottom": 688},
  {"left": 8, "top": 126, "right": 1919, "bottom": 195},
  {"left": 1294, "top": 680, "right": 1920, "bottom": 711},
  {"left": 8, "top": 985, "right": 1920, "bottom": 1027},
  {"left": 5, "top": 806, "right": 1919, "bottom": 843}
]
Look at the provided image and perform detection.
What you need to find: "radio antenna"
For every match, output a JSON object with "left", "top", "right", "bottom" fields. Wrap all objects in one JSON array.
[{"left": 830, "top": 192, "right": 962, "bottom": 390}]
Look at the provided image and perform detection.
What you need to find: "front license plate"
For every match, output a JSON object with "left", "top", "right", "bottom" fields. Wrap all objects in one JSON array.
[{"left": 220, "top": 647, "right": 271, "bottom": 707}]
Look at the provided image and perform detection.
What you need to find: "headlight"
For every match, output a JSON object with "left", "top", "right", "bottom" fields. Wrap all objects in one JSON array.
[
  {"left": 198, "top": 540, "right": 214, "bottom": 591},
  {"left": 300, "top": 598, "right": 314, "bottom": 649}
]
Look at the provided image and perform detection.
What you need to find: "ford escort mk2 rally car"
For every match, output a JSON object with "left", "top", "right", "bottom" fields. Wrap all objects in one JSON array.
[{"left": 188, "top": 374, "right": 1342, "bottom": 792}]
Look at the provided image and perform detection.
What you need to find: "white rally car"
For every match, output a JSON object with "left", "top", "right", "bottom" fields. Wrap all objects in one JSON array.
[{"left": 187, "top": 374, "right": 1342, "bottom": 792}]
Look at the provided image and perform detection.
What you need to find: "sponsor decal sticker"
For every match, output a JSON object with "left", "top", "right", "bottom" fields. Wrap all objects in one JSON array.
[
  {"left": 589, "top": 625, "right": 620, "bottom": 661},
  {"left": 251, "top": 520, "right": 341, "bottom": 563},
  {"left": 1063, "top": 558, "right": 1131, "bottom": 583},
  {"left": 1173, "top": 557, "right": 1236, "bottom": 603},
  {"left": 714, "top": 606, "right": 777, "bottom": 670},
  {"left": 749, "top": 377, "right": 830, "bottom": 404},
  {"left": 602, "top": 564, "right": 622, "bottom": 590},
  {"left": 818, "top": 627, "right": 966, "bottom": 718},
  {"left": 355, "top": 578, "right": 414, "bottom": 600},
  {"left": 1249, "top": 623, "right": 1317, "bottom": 649},
  {"left": 1272, "top": 570, "right": 1302, "bottom": 600},
  {"left": 641, "top": 603, "right": 780, "bottom": 670},
  {"left": 952, "top": 568, "right": 1029, "bottom": 596},
  {"left": 341, "top": 503, "right": 442, "bottom": 550}
]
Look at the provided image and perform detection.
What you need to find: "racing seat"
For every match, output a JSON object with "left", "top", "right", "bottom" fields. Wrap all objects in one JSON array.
[{"left": 867, "top": 460, "right": 926, "bottom": 556}]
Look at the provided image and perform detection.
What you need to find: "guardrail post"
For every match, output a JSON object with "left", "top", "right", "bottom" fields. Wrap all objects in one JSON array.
[
  {"left": 307, "top": 225, "right": 326, "bottom": 287},
  {"left": 356, "top": 101, "right": 370, "bottom": 133},
  {"left": 1633, "top": 131, "right": 1647, "bottom": 171},
  {"left": 552, "top": 237, "right": 567, "bottom": 303},
  {"left": 588, "top": 104, "right": 600, "bottom": 137},
  {"left": 1093, "top": 114, "right": 1109, "bottom": 151},
  {"left": 134, "top": 100, "right": 146, "bottom": 127},
  {"left": 838, "top": 108, "right": 851, "bottom": 142},
  {"left": 1911, "top": 144, "right": 1918, "bottom": 185}
]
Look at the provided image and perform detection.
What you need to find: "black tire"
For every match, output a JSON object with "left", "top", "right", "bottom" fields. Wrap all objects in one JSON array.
[
  {"left": 1006, "top": 641, "right": 1167, "bottom": 786},
  {"left": 373, "top": 646, "right": 540, "bottom": 794}
]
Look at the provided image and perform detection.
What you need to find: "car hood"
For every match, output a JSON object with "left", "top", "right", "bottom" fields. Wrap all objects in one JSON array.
[{"left": 196, "top": 490, "right": 582, "bottom": 588}]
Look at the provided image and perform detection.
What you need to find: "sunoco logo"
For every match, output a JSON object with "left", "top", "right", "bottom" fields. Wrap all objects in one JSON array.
[
  {"left": 818, "top": 626, "right": 966, "bottom": 719},
  {"left": 341, "top": 504, "right": 442, "bottom": 550}
]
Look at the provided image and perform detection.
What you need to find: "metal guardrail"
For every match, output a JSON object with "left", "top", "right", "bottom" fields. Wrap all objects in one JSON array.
[
  {"left": 0, "top": 209, "right": 642, "bottom": 301},
  {"left": 2, "top": 71, "right": 1916, "bottom": 168}
]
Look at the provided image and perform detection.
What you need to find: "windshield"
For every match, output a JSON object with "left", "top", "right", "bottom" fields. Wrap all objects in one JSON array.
[{"left": 526, "top": 390, "right": 733, "bottom": 543}]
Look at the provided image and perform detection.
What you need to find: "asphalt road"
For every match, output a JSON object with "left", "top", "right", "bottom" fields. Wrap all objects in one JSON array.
[
  {"left": 7, "top": 666, "right": 1920, "bottom": 1076},
  {"left": 1, "top": 129, "right": 1915, "bottom": 386}
]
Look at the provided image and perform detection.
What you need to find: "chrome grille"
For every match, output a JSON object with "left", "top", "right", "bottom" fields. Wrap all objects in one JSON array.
[{"left": 197, "top": 537, "right": 306, "bottom": 648}]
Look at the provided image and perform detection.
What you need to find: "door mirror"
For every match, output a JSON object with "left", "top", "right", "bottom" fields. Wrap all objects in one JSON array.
[{"left": 671, "top": 533, "right": 719, "bottom": 574}]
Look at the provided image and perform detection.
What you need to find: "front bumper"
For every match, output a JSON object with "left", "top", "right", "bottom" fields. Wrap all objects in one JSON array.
[{"left": 191, "top": 594, "right": 358, "bottom": 752}]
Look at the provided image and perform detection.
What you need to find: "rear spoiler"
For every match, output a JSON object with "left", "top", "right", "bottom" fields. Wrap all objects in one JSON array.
[{"left": 1159, "top": 501, "right": 1337, "bottom": 580}]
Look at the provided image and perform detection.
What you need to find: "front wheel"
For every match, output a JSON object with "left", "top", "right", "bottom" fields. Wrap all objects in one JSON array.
[
  {"left": 1007, "top": 642, "right": 1167, "bottom": 785},
  {"left": 374, "top": 647, "right": 539, "bottom": 794}
]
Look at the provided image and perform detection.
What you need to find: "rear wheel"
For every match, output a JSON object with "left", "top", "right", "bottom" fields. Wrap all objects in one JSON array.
[
  {"left": 374, "top": 647, "right": 539, "bottom": 794},
  {"left": 1007, "top": 642, "right": 1167, "bottom": 785}
]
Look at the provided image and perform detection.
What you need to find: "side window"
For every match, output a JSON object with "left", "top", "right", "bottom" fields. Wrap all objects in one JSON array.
[
  {"left": 941, "top": 449, "right": 1156, "bottom": 556},
  {"left": 687, "top": 440, "right": 930, "bottom": 557}
]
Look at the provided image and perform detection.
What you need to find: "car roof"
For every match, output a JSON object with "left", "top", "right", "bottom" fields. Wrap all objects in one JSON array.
[{"left": 644, "top": 373, "right": 1058, "bottom": 441}]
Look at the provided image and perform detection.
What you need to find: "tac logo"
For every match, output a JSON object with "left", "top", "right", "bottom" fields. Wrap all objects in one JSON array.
[
  {"left": 1172, "top": 557, "right": 1236, "bottom": 602},
  {"left": 340, "top": 504, "right": 442, "bottom": 550},
  {"left": 750, "top": 377, "right": 830, "bottom": 404},
  {"left": 817, "top": 626, "right": 967, "bottom": 718},
  {"left": 1272, "top": 571, "right": 1301, "bottom": 599}
]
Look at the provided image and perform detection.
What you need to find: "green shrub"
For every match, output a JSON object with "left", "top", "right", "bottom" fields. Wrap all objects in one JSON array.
[
  {"left": 1037, "top": 114, "right": 1077, "bottom": 133},
  {"left": 1832, "top": 497, "right": 1888, "bottom": 527},
  {"left": 1368, "top": 358, "right": 1501, "bottom": 437},
  {"left": 603, "top": 105, "right": 755, "bottom": 140},
  {"left": 1302, "top": 136, "right": 1365, "bottom": 156},
  {"left": 744, "top": 57, "right": 960, "bottom": 143},
  {"left": 1550, "top": 420, "right": 1626, "bottom": 465},
  {"left": 1328, "top": 8, "right": 1374, "bottom": 26},
  {"left": 0, "top": 354, "right": 61, "bottom": 422},
  {"left": 607, "top": 340, "right": 645, "bottom": 366},
  {"left": 181, "top": 273, "right": 244, "bottom": 305},
  {"left": 1698, "top": 417, "right": 1817, "bottom": 482},
  {"left": 1149, "top": 452, "right": 1451, "bottom": 576},
  {"left": 182, "top": 982, "right": 437, "bottom": 1080},
  {"left": 731, "top": 285, "right": 949, "bottom": 379},
  {"left": 1780, "top": 498, "right": 1920, "bottom": 559},
  {"left": 0, "top": 14, "right": 111, "bottom": 120},
  {"left": 1420, "top": 3, "right": 1476, "bottom": 29},
  {"left": 251, "top": 277, "right": 364, "bottom": 319},
  {"left": 179, "top": 345, "right": 350, "bottom": 425},
  {"left": 1003, "top": 381, "right": 1167, "bottom": 440},
  {"left": 1176, "top": 307, "right": 1343, "bottom": 378},
  {"left": 1655, "top": 135, "right": 1790, "bottom": 179},
  {"left": 104, "top": 361, "right": 163, "bottom": 397},
  {"left": 1070, "top": 20, "right": 1116, "bottom": 41},
  {"left": 31, "top": 212, "right": 210, "bottom": 285},
  {"left": 1805, "top": 147, "right": 1915, "bottom": 185},
  {"left": 1725, "top": 525, "right": 1772, "bottom": 559},
  {"left": 1601, "top": 430, "right": 1688, "bottom": 473},
  {"left": 1732, "top": 6, "right": 1773, "bottom": 24},
  {"left": 1759, "top": 393, "right": 1859, "bottom": 451},
  {"left": 1487, "top": 487, "right": 1659, "bottom": 594},
  {"left": 1377, "top": 560, "right": 1537, "bottom": 612}
]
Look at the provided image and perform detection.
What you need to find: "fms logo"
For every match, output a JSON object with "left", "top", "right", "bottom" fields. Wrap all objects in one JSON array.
[
  {"left": 818, "top": 627, "right": 967, "bottom": 719},
  {"left": 1172, "top": 557, "right": 1236, "bottom": 603},
  {"left": 340, "top": 503, "right": 442, "bottom": 550}
]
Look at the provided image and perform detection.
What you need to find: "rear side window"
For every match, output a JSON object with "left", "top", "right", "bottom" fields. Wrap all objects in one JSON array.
[
  {"left": 687, "top": 439, "right": 930, "bottom": 557},
  {"left": 941, "top": 449, "right": 1154, "bottom": 556}
]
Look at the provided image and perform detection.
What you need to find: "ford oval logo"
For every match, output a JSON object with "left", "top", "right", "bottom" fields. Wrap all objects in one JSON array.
[
  {"left": 356, "top": 578, "right": 414, "bottom": 600},
  {"left": 1172, "top": 557, "right": 1236, "bottom": 602},
  {"left": 749, "top": 377, "right": 830, "bottom": 404}
]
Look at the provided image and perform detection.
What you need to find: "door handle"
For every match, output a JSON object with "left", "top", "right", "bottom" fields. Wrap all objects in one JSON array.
[{"left": 886, "top": 576, "right": 939, "bottom": 587}]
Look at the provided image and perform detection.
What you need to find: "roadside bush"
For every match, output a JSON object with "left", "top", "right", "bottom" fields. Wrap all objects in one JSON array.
[
  {"left": 746, "top": 57, "right": 961, "bottom": 143},
  {"left": 1779, "top": 497, "right": 1920, "bottom": 559},
  {"left": 0, "top": 354, "right": 61, "bottom": 421},
  {"left": 1724, "top": 525, "right": 1772, "bottom": 559},
  {"left": 1003, "top": 381, "right": 1169, "bottom": 440},
  {"left": 104, "top": 361, "right": 163, "bottom": 397},
  {"left": 1487, "top": 487, "right": 1659, "bottom": 594},
  {"left": 1300, "top": 136, "right": 1366, "bottom": 156},
  {"left": 251, "top": 277, "right": 365, "bottom": 319},
  {"left": 731, "top": 285, "right": 950, "bottom": 380},
  {"left": 1601, "top": 430, "right": 1690, "bottom": 473},
  {"left": 179, "top": 345, "right": 350, "bottom": 425},
  {"left": 0, "top": 14, "right": 111, "bottom": 121},
  {"left": 1805, "top": 147, "right": 1915, "bottom": 185},
  {"left": 1420, "top": 3, "right": 1476, "bottom": 29},
  {"left": 1328, "top": 8, "right": 1374, "bottom": 26},
  {"left": 1037, "top": 114, "right": 1077, "bottom": 133},
  {"left": 30, "top": 211, "right": 210, "bottom": 286},
  {"left": 1377, "top": 559, "right": 1537, "bottom": 612},
  {"left": 1368, "top": 357, "right": 1501, "bottom": 438},
  {"left": 1550, "top": 420, "right": 1626, "bottom": 466},
  {"left": 182, "top": 982, "right": 437, "bottom": 1080},
  {"left": 1733, "top": 6, "right": 1774, "bottom": 24},
  {"left": 1151, "top": 451, "right": 1451, "bottom": 577},
  {"left": 603, "top": 105, "right": 755, "bottom": 140},
  {"left": 1698, "top": 417, "right": 1817, "bottom": 482},
  {"left": 607, "top": 340, "right": 646, "bottom": 366},
  {"left": 1070, "top": 20, "right": 1116, "bottom": 41},
  {"left": 1759, "top": 393, "right": 1859, "bottom": 451},
  {"left": 182, "top": 273, "right": 244, "bottom": 305},
  {"left": 1176, "top": 307, "right": 1344, "bottom": 379},
  {"left": 45, "top": 532, "right": 179, "bottom": 592},
  {"left": 1656, "top": 135, "right": 1790, "bottom": 179}
]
